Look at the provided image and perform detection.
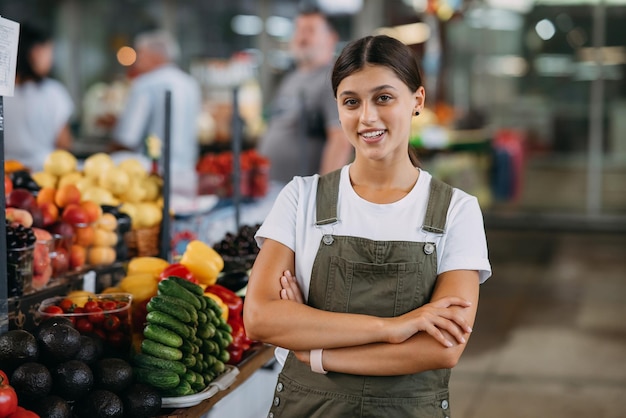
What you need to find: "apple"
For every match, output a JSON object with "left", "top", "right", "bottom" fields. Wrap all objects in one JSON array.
[
  {"left": 51, "top": 246, "right": 70, "bottom": 276},
  {"left": 61, "top": 203, "right": 89, "bottom": 226},
  {"left": 47, "top": 220, "right": 75, "bottom": 242},
  {"left": 6, "top": 188, "right": 37, "bottom": 211}
]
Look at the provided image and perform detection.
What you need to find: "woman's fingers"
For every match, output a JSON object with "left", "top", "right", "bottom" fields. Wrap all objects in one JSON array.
[{"left": 279, "top": 270, "right": 304, "bottom": 303}]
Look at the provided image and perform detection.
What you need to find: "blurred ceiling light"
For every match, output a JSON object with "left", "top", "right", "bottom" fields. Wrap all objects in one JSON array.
[
  {"left": 535, "top": 19, "right": 556, "bottom": 40},
  {"left": 375, "top": 23, "right": 431, "bottom": 45},
  {"left": 486, "top": 0, "right": 534, "bottom": 13},
  {"left": 467, "top": 7, "right": 523, "bottom": 30},
  {"left": 116, "top": 46, "right": 136, "bottom": 66},
  {"left": 318, "top": 0, "right": 363, "bottom": 14},
  {"left": 231, "top": 15, "right": 263, "bottom": 36},
  {"left": 266, "top": 16, "right": 293, "bottom": 38}
]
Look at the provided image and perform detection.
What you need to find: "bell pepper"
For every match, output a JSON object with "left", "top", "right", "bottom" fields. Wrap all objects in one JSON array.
[
  {"left": 180, "top": 240, "right": 224, "bottom": 285},
  {"left": 127, "top": 256, "right": 170, "bottom": 279},
  {"left": 204, "top": 292, "right": 229, "bottom": 321},
  {"left": 0, "top": 377, "right": 18, "bottom": 418},
  {"left": 205, "top": 284, "right": 243, "bottom": 319},
  {"left": 158, "top": 263, "right": 198, "bottom": 284}
]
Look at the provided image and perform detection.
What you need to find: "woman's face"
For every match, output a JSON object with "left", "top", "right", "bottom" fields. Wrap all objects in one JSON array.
[
  {"left": 29, "top": 41, "right": 54, "bottom": 77},
  {"left": 336, "top": 64, "right": 424, "bottom": 164}
]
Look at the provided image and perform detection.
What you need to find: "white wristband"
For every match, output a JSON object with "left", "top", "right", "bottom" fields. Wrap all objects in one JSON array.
[{"left": 310, "top": 349, "right": 327, "bottom": 374}]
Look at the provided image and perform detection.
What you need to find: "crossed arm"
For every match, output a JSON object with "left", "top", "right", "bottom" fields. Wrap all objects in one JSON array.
[{"left": 243, "top": 238, "right": 479, "bottom": 376}]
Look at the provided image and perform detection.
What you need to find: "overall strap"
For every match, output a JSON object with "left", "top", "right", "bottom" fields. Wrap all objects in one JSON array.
[
  {"left": 315, "top": 169, "right": 342, "bottom": 226},
  {"left": 422, "top": 178, "right": 454, "bottom": 234}
]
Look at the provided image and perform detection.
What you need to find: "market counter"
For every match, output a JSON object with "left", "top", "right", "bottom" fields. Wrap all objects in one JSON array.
[{"left": 157, "top": 343, "right": 276, "bottom": 417}]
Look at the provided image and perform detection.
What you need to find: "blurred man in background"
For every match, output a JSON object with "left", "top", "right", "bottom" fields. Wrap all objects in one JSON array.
[{"left": 258, "top": 7, "right": 352, "bottom": 183}]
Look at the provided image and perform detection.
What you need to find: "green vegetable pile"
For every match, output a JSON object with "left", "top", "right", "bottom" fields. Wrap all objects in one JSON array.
[{"left": 133, "top": 276, "right": 233, "bottom": 397}]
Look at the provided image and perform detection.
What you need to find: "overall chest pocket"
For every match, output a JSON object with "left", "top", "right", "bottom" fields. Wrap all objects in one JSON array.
[{"left": 324, "top": 256, "right": 424, "bottom": 318}]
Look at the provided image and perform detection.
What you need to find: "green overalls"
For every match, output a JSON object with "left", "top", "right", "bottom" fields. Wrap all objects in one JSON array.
[{"left": 268, "top": 169, "right": 454, "bottom": 418}]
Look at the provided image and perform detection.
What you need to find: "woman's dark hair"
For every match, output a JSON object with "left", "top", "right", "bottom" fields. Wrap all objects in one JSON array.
[
  {"left": 16, "top": 22, "right": 52, "bottom": 83},
  {"left": 331, "top": 35, "right": 424, "bottom": 166}
]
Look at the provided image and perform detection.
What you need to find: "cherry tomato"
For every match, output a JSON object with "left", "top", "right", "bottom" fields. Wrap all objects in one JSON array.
[
  {"left": 83, "top": 300, "right": 99, "bottom": 312},
  {"left": 73, "top": 306, "right": 84, "bottom": 314},
  {"left": 100, "top": 300, "right": 117, "bottom": 312},
  {"left": 43, "top": 306, "right": 64, "bottom": 315},
  {"left": 0, "top": 382, "right": 18, "bottom": 417},
  {"left": 107, "top": 331, "right": 125, "bottom": 348},
  {"left": 87, "top": 307, "right": 104, "bottom": 324},
  {"left": 103, "top": 315, "right": 120, "bottom": 331},
  {"left": 92, "top": 328, "right": 106, "bottom": 341},
  {"left": 58, "top": 298, "right": 76, "bottom": 313},
  {"left": 75, "top": 318, "right": 94, "bottom": 334}
]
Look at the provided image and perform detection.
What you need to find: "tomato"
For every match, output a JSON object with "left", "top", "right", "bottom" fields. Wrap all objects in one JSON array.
[
  {"left": 87, "top": 307, "right": 104, "bottom": 324},
  {"left": 100, "top": 301, "right": 117, "bottom": 312},
  {"left": 103, "top": 315, "right": 120, "bottom": 331},
  {"left": 43, "top": 306, "right": 64, "bottom": 316},
  {"left": 83, "top": 300, "right": 99, "bottom": 312},
  {"left": 0, "top": 370, "right": 9, "bottom": 385},
  {"left": 92, "top": 328, "right": 106, "bottom": 341},
  {"left": 7, "top": 406, "right": 39, "bottom": 418},
  {"left": 0, "top": 382, "right": 18, "bottom": 417},
  {"left": 58, "top": 298, "right": 76, "bottom": 313},
  {"left": 73, "top": 306, "right": 84, "bottom": 314},
  {"left": 107, "top": 331, "right": 125, "bottom": 347},
  {"left": 75, "top": 318, "right": 93, "bottom": 334},
  {"left": 158, "top": 263, "right": 198, "bottom": 284}
]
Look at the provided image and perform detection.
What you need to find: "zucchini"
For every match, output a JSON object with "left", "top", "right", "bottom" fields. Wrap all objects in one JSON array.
[
  {"left": 147, "top": 296, "right": 193, "bottom": 323},
  {"left": 142, "top": 338, "right": 183, "bottom": 361},
  {"left": 145, "top": 311, "right": 192, "bottom": 339},
  {"left": 161, "top": 381, "right": 193, "bottom": 397},
  {"left": 153, "top": 294, "right": 198, "bottom": 322},
  {"left": 165, "top": 276, "right": 204, "bottom": 296},
  {"left": 132, "top": 353, "right": 187, "bottom": 376},
  {"left": 135, "top": 367, "right": 180, "bottom": 390},
  {"left": 158, "top": 279, "right": 202, "bottom": 310}
]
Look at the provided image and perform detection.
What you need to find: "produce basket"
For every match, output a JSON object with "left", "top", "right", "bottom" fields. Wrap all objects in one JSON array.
[{"left": 125, "top": 225, "right": 160, "bottom": 257}]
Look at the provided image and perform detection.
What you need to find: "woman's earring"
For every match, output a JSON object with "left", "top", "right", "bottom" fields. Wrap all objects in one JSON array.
[{"left": 414, "top": 111, "right": 420, "bottom": 116}]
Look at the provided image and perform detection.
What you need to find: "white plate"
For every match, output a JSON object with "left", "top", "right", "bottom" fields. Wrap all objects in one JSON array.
[{"left": 161, "top": 365, "right": 240, "bottom": 409}]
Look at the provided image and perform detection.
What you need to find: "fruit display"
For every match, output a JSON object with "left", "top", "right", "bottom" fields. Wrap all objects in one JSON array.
[
  {"left": 133, "top": 277, "right": 233, "bottom": 397},
  {"left": 38, "top": 293, "right": 134, "bottom": 357},
  {"left": 0, "top": 324, "right": 162, "bottom": 418},
  {"left": 213, "top": 223, "right": 260, "bottom": 272}
]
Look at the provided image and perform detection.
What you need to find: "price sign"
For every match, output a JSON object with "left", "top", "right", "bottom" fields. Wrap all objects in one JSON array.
[{"left": 0, "top": 16, "right": 19, "bottom": 97}]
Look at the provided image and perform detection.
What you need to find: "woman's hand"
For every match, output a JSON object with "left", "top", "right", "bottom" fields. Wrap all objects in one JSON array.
[
  {"left": 279, "top": 270, "right": 304, "bottom": 303},
  {"left": 387, "top": 297, "right": 473, "bottom": 347}
]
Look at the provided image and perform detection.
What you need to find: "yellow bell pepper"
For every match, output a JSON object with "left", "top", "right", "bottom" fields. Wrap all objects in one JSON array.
[
  {"left": 179, "top": 240, "right": 223, "bottom": 286},
  {"left": 118, "top": 273, "right": 159, "bottom": 303},
  {"left": 127, "top": 256, "right": 170, "bottom": 279},
  {"left": 204, "top": 292, "right": 229, "bottom": 321}
]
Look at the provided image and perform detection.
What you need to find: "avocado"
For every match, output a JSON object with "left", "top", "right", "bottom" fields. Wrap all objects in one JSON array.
[
  {"left": 0, "top": 329, "right": 39, "bottom": 375},
  {"left": 36, "top": 323, "right": 81, "bottom": 365},
  {"left": 51, "top": 359, "right": 93, "bottom": 401},
  {"left": 36, "top": 315, "right": 75, "bottom": 332},
  {"left": 10, "top": 362, "right": 52, "bottom": 403},
  {"left": 74, "top": 389, "right": 124, "bottom": 418},
  {"left": 93, "top": 357, "right": 134, "bottom": 393},
  {"left": 121, "top": 383, "right": 162, "bottom": 418},
  {"left": 31, "top": 395, "right": 72, "bottom": 418},
  {"left": 74, "top": 334, "right": 104, "bottom": 365}
]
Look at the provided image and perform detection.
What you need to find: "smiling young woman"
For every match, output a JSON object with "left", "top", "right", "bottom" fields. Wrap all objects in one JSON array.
[{"left": 245, "top": 35, "right": 492, "bottom": 417}]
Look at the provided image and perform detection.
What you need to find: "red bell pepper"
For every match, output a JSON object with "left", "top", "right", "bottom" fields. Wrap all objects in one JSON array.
[
  {"left": 159, "top": 263, "right": 198, "bottom": 284},
  {"left": 205, "top": 284, "right": 243, "bottom": 319},
  {"left": 0, "top": 378, "right": 18, "bottom": 418}
]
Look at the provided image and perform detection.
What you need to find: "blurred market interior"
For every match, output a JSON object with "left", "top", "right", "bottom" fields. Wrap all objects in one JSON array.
[
  {"left": 2, "top": 0, "right": 625, "bottom": 228},
  {"left": 1, "top": 0, "right": 625, "bottom": 417}
]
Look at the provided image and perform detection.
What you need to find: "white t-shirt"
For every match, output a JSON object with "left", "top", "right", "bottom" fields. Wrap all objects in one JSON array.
[
  {"left": 114, "top": 64, "right": 201, "bottom": 171},
  {"left": 256, "top": 166, "right": 492, "bottom": 365},
  {"left": 4, "top": 79, "right": 74, "bottom": 171}
]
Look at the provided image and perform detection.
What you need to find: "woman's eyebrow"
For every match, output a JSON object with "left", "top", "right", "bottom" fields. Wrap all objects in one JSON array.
[{"left": 339, "top": 84, "right": 397, "bottom": 98}]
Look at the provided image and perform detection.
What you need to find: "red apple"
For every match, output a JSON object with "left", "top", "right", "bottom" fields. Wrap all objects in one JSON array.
[
  {"left": 6, "top": 188, "right": 37, "bottom": 211},
  {"left": 61, "top": 203, "right": 89, "bottom": 226},
  {"left": 47, "top": 221, "right": 75, "bottom": 242},
  {"left": 51, "top": 246, "right": 70, "bottom": 276}
]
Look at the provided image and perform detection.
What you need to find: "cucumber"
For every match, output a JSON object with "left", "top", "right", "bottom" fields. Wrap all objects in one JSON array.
[
  {"left": 218, "top": 329, "right": 234, "bottom": 346},
  {"left": 158, "top": 279, "right": 202, "bottom": 310},
  {"left": 218, "top": 349, "right": 230, "bottom": 364},
  {"left": 204, "top": 354, "right": 216, "bottom": 368},
  {"left": 181, "top": 371, "right": 196, "bottom": 385},
  {"left": 198, "top": 295, "right": 207, "bottom": 310},
  {"left": 152, "top": 294, "right": 198, "bottom": 322},
  {"left": 165, "top": 276, "right": 204, "bottom": 296},
  {"left": 132, "top": 353, "right": 187, "bottom": 376},
  {"left": 191, "top": 380, "right": 206, "bottom": 393},
  {"left": 201, "top": 340, "right": 219, "bottom": 356},
  {"left": 161, "top": 381, "right": 193, "bottom": 397},
  {"left": 147, "top": 296, "right": 193, "bottom": 323},
  {"left": 144, "top": 324, "right": 184, "bottom": 348},
  {"left": 203, "top": 371, "right": 216, "bottom": 383},
  {"left": 204, "top": 297, "right": 223, "bottom": 316},
  {"left": 197, "top": 323, "right": 216, "bottom": 340},
  {"left": 135, "top": 367, "right": 180, "bottom": 389},
  {"left": 212, "top": 359, "right": 225, "bottom": 374},
  {"left": 180, "top": 339, "right": 198, "bottom": 354},
  {"left": 145, "top": 311, "right": 192, "bottom": 338},
  {"left": 142, "top": 338, "right": 183, "bottom": 361},
  {"left": 182, "top": 353, "right": 197, "bottom": 368},
  {"left": 197, "top": 311, "right": 208, "bottom": 324}
]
